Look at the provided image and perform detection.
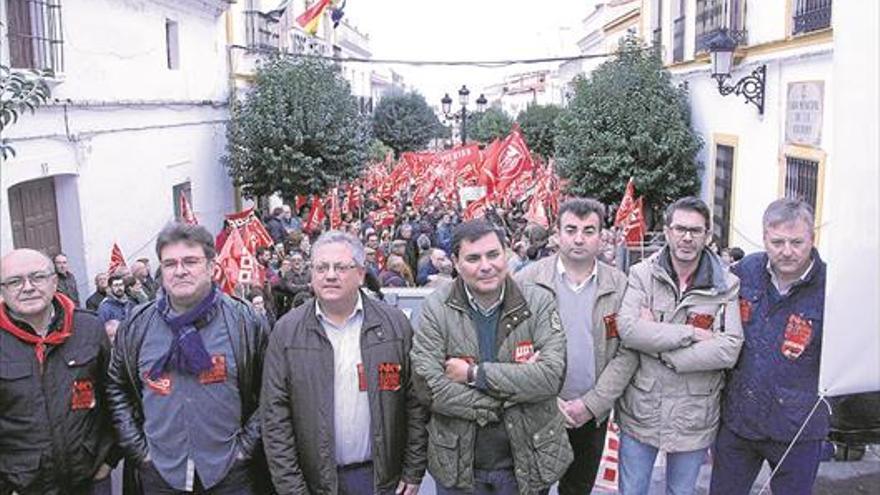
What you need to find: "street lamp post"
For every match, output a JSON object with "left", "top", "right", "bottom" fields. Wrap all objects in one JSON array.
[
  {"left": 707, "top": 28, "right": 766, "bottom": 115},
  {"left": 441, "top": 85, "right": 487, "bottom": 145}
]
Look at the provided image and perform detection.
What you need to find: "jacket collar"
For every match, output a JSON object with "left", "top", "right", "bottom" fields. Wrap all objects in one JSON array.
[
  {"left": 448, "top": 275, "right": 528, "bottom": 319},
  {"left": 304, "top": 290, "right": 385, "bottom": 337},
  {"left": 655, "top": 246, "right": 728, "bottom": 293},
  {"left": 528, "top": 254, "right": 619, "bottom": 297}
]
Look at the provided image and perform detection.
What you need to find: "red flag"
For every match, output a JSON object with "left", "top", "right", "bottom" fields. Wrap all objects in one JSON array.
[
  {"left": 179, "top": 194, "right": 198, "bottom": 225},
  {"left": 108, "top": 243, "right": 126, "bottom": 275},
  {"left": 493, "top": 125, "right": 535, "bottom": 195},
  {"left": 370, "top": 206, "right": 396, "bottom": 228},
  {"left": 304, "top": 195, "right": 326, "bottom": 233},
  {"left": 212, "top": 227, "right": 260, "bottom": 295},
  {"left": 524, "top": 194, "right": 550, "bottom": 228},
  {"left": 296, "top": 0, "right": 331, "bottom": 34},
  {"left": 615, "top": 178, "right": 636, "bottom": 227},
  {"left": 329, "top": 188, "right": 342, "bottom": 230},
  {"left": 294, "top": 195, "right": 308, "bottom": 213},
  {"left": 622, "top": 197, "right": 647, "bottom": 246},
  {"left": 463, "top": 197, "right": 489, "bottom": 221},
  {"left": 222, "top": 208, "right": 274, "bottom": 253}
]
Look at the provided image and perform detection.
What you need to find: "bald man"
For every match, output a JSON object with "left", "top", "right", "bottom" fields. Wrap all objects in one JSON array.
[{"left": 0, "top": 249, "right": 115, "bottom": 495}]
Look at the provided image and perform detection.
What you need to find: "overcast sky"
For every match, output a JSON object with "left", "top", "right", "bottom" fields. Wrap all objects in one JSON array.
[{"left": 343, "top": 0, "right": 591, "bottom": 108}]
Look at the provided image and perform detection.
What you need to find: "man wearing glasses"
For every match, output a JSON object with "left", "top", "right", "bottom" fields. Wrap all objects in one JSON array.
[
  {"left": 262, "top": 230, "right": 427, "bottom": 494},
  {"left": 0, "top": 249, "right": 115, "bottom": 494},
  {"left": 106, "top": 222, "right": 269, "bottom": 494},
  {"left": 616, "top": 197, "right": 743, "bottom": 494}
]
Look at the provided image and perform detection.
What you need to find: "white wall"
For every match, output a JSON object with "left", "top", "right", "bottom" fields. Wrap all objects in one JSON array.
[{"left": 1, "top": 0, "right": 233, "bottom": 296}]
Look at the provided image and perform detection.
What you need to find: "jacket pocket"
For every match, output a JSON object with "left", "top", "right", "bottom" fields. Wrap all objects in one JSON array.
[
  {"left": 620, "top": 373, "right": 659, "bottom": 427},
  {"left": 675, "top": 374, "right": 723, "bottom": 431},
  {"left": 530, "top": 416, "right": 573, "bottom": 485},
  {"left": 427, "top": 420, "right": 460, "bottom": 488},
  {"left": 0, "top": 361, "right": 34, "bottom": 418}
]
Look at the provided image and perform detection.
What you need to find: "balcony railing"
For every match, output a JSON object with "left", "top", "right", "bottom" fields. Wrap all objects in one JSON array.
[
  {"left": 673, "top": 16, "right": 685, "bottom": 62},
  {"left": 793, "top": 0, "right": 832, "bottom": 35},
  {"left": 695, "top": 0, "right": 747, "bottom": 53},
  {"left": 244, "top": 10, "right": 279, "bottom": 51}
]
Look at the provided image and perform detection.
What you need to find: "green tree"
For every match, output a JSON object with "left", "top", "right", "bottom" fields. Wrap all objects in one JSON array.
[
  {"left": 367, "top": 138, "right": 393, "bottom": 163},
  {"left": 469, "top": 107, "right": 513, "bottom": 144},
  {"left": 224, "top": 57, "right": 370, "bottom": 200},
  {"left": 516, "top": 103, "right": 562, "bottom": 158},
  {"left": 555, "top": 35, "right": 703, "bottom": 224},
  {"left": 1, "top": 65, "right": 52, "bottom": 160},
  {"left": 372, "top": 91, "right": 442, "bottom": 157}
]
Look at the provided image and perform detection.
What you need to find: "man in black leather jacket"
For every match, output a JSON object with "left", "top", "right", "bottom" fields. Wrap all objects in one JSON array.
[
  {"left": 106, "top": 223, "right": 269, "bottom": 494},
  {"left": 0, "top": 249, "right": 116, "bottom": 495}
]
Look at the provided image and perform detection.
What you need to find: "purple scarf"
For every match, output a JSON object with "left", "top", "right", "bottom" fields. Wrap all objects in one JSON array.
[{"left": 147, "top": 287, "right": 219, "bottom": 380}]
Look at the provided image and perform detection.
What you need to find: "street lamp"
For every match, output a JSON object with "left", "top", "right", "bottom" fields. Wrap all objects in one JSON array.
[
  {"left": 708, "top": 28, "right": 766, "bottom": 115},
  {"left": 441, "top": 85, "right": 487, "bottom": 145}
]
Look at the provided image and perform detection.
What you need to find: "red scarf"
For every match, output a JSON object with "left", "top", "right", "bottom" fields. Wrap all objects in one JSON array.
[{"left": 0, "top": 293, "right": 75, "bottom": 364}]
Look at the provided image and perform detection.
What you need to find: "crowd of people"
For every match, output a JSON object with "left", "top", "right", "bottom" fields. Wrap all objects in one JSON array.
[{"left": 0, "top": 191, "right": 826, "bottom": 495}]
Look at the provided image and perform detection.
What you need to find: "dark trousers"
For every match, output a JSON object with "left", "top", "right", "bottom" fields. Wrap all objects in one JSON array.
[
  {"left": 436, "top": 469, "right": 518, "bottom": 495},
  {"left": 140, "top": 461, "right": 253, "bottom": 495},
  {"left": 709, "top": 423, "right": 823, "bottom": 495},
  {"left": 558, "top": 419, "right": 608, "bottom": 495},
  {"left": 337, "top": 461, "right": 395, "bottom": 495},
  {"left": 10, "top": 475, "right": 111, "bottom": 495}
]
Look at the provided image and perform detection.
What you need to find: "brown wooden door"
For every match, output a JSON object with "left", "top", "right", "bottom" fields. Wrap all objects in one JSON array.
[{"left": 8, "top": 177, "right": 61, "bottom": 255}]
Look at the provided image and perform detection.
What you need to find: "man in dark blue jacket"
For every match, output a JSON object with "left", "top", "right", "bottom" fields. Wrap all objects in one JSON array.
[{"left": 710, "top": 198, "right": 827, "bottom": 495}]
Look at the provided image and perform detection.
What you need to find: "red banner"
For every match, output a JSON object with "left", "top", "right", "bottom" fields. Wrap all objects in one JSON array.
[
  {"left": 179, "top": 194, "right": 198, "bottom": 225},
  {"left": 222, "top": 208, "right": 274, "bottom": 253},
  {"left": 108, "top": 243, "right": 126, "bottom": 275}
]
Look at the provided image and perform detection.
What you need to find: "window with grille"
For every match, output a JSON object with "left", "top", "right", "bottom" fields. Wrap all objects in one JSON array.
[
  {"left": 784, "top": 156, "right": 819, "bottom": 212},
  {"left": 793, "top": 0, "right": 832, "bottom": 35},
  {"left": 695, "top": 0, "right": 748, "bottom": 53},
  {"left": 5, "top": 0, "right": 64, "bottom": 72},
  {"left": 713, "top": 144, "right": 735, "bottom": 247}
]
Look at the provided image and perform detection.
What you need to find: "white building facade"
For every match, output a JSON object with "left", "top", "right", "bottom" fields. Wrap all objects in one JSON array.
[
  {"left": 646, "top": 0, "right": 838, "bottom": 253},
  {"left": 0, "top": 0, "right": 235, "bottom": 297}
]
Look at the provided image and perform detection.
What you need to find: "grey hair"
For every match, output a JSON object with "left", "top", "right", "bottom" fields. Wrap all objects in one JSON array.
[
  {"left": 311, "top": 230, "right": 366, "bottom": 266},
  {"left": 762, "top": 198, "right": 814, "bottom": 234}
]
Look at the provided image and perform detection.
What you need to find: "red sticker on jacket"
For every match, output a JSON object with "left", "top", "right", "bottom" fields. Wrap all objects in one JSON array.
[
  {"left": 739, "top": 299, "right": 752, "bottom": 324},
  {"left": 378, "top": 362, "right": 401, "bottom": 391},
  {"left": 357, "top": 363, "right": 367, "bottom": 392},
  {"left": 603, "top": 314, "right": 619, "bottom": 339},
  {"left": 71, "top": 379, "right": 96, "bottom": 410},
  {"left": 199, "top": 355, "right": 228, "bottom": 385},
  {"left": 514, "top": 341, "right": 535, "bottom": 363},
  {"left": 686, "top": 312, "right": 715, "bottom": 330},
  {"left": 144, "top": 372, "right": 172, "bottom": 396},
  {"left": 782, "top": 314, "right": 813, "bottom": 360}
]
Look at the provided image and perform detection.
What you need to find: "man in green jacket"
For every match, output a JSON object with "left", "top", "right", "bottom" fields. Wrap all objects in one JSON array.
[
  {"left": 411, "top": 219, "right": 572, "bottom": 495},
  {"left": 516, "top": 198, "right": 635, "bottom": 494}
]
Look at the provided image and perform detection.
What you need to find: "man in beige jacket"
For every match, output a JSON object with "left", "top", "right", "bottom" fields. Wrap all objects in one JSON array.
[
  {"left": 617, "top": 197, "right": 743, "bottom": 495},
  {"left": 516, "top": 197, "right": 635, "bottom": 494}
]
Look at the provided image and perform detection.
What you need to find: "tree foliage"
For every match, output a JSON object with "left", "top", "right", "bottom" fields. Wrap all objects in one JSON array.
[
  {"left": 224, "top": 57, "right": 371, "bottom": 200},
  {"left": 1, "top": 65, "right": 52, "bottom": 160},
  {"left": 469, "top": 107, "right": 513, "bottom": 144},
  {"left": 555, "top": 35, "right": 703, "bottom": 222},
  {"left": 372, "top": 91, "right": 442, "bottom": 157},
  {"left": 516, "top": 103, "right": 562, "bottom": 158}
]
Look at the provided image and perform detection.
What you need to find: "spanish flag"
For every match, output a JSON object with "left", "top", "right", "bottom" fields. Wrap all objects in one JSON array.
[{"left": 297, "top": 0, "right": 331, "bottom": 35}]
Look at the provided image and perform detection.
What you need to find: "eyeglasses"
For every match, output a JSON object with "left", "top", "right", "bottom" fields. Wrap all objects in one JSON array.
[
  {"left": 313, "top": 262, "right": 359, "bottom": 276},
  {"left": 160, "top": 256, "right": 208, "bottom": 272},
  {"left": 669, "top": 225, "right": 707, "bottom": 238},
  {"left": 0, "top": 271, "right": 56, "bottom": 292}
]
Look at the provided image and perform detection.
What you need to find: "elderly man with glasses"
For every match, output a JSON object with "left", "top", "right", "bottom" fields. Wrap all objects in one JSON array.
[
  {"left": 615, "top": 196, "right": 744, "bottom": 495},
  {"left": 0, "top": 249, "right": 115, "bottom": 495},
  {"left": 106, "top": 222, "right": 270, "bottom": 494},
  {"left": 262, "top": 230, "right": 428, "bottom": 495}
]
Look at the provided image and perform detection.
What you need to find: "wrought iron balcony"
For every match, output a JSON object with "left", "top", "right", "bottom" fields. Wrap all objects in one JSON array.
[
  {"left": 695, "top": 0, "right": 747, "bottom": 53},
  {"left": 793, "top": 0, "right": 832, "bottom": 35},
  {"left": 244, "top": 10, "right": 280, "bottom": 52}
]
